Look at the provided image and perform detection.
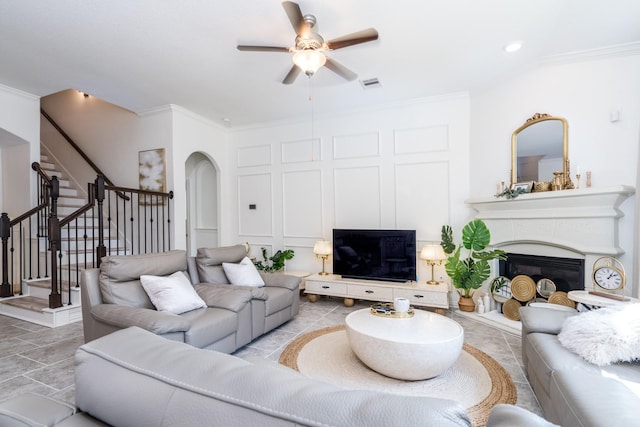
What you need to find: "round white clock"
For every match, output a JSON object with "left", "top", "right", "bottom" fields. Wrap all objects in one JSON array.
[{"left": 592, "top": 256, "right": 626, "bottom": 292}]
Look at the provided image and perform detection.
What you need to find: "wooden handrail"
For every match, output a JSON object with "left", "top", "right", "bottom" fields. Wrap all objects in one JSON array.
[
  {"left": 40, "top": 108, "right": 129, "bottom": 201},
  {"left": 31, "top": 162, "right": 52, "bottom": 184}
]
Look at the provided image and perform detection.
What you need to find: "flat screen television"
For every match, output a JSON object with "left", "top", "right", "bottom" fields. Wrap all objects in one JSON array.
[{"left": 332, "top": 229, "right": 416, "bottom": 283}]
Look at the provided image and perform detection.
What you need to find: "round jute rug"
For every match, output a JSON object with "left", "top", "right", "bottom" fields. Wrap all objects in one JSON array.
[{"left": 279, "top": 325, "right": 516, "bottom": 427}]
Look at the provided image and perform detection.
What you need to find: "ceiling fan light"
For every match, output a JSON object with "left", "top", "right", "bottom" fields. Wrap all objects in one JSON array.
[{"left": 293, "top": 49, "right": 326, "bottom": 76}]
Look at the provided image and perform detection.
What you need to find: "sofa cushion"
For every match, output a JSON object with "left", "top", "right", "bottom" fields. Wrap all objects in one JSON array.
[
  {"left": 264, "top": 286, "right": 293, "bottom": 316},
  {"left": 550, "top": 369, "right": 640, "bottom": 427},
  {"left": 223, "top": 257, "right": 265, "bottom": 287},
  {"left": 195, "top": 283, "right": 254, "bottom": 312},
  {"left": 526, "top": 332, "right": 599, "bottom": 395},
  {"left": 178, "top": 307, "right": 238, "bottom": 349},
  {"left": 141, "top": 271, "right": 206, "bottom": 314},
  {"left": 558, "top": 303, "right": 640, "bottom": 366},
  {"left": 196, "top": 245, "right": 247, "bottom": 284},
  {"left": 99, "top": 250, "right": 188, "bottom": 308}
]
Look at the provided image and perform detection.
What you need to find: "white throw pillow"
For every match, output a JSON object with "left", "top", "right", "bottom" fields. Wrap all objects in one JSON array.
[
  {"left": 140, "top": 271, "right": 206, "bottom": 314},
  {"left": 558, "top": 303, "right": 640, "bottom": 366},
  {"left": 222, "top": 256, "right": 265, "bottom": 287}
]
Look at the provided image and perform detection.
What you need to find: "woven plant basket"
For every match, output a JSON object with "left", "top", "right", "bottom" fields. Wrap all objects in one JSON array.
[
  {"left": 502, "top": 298, "right": 523, "bottom": 321},
  {"left": 510, "top": 275, "right": 536, "bottom": 302},
  {"left": 548, "top": 291, "right": 576, "bottom": 309}
]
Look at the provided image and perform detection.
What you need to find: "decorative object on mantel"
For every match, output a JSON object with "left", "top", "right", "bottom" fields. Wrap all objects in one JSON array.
[
  {"left": 511, "top": 113, "right": 572, "bottom": 190},
  {"left": 441, "top": 219, "right": 507, "bottom": 312},
  {"left": 532, "top": 181, "right": 552, "bottom": 192},
  {"left": 495, "top": 186, "right": 525, "bottom": 199}
]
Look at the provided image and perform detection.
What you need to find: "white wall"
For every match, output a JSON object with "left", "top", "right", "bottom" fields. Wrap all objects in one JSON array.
[
  {"left": 227, "top": 94, "right": 471, "bottom": 278},
  {"left": 41, "top": 90, "right": 143, "bottom": 189},
  {"left": 471, "top": 53, "right": 640, "bottom": 295},
  {"left": 0, "top": 84, "right": 40, "bottom": 212},
  {"left": 171, "top": 106, "right": 228, "bottom": 251}
]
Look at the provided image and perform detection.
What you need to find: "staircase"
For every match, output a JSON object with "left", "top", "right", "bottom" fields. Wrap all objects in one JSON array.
[
  {"left": 0, "top": 152, "right": 87, "bottom": 327},
  {"left": 1, "top": 110, "right": 174, "bottom": 328}
]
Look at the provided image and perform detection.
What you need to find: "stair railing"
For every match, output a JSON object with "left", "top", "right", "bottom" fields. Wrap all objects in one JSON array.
[
  {"left": 0, "top": 163, "right": 53, "bottom": 298},
  {"left": 1, "top": 165, "right": 173, "bottom": 309}
]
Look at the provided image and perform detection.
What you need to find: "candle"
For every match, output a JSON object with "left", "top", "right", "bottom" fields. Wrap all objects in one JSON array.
[{"left": 577, "top": 166, "right": 581, "bottom": 175}]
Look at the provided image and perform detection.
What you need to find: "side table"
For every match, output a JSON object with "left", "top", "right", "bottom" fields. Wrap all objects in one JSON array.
[{"left": 568, "top": 290, "right": 639, "bottom": 309}]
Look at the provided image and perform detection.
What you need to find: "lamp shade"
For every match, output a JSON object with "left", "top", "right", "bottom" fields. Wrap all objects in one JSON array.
[
  {"left": 420, "top": 244, "right": 446, "bottom": 261},
  {"left": 293, "top": 49, "right": 326, "bottom": 75},
  {"left": 313, "top": 240, "right": 332, "bottom": 256}
]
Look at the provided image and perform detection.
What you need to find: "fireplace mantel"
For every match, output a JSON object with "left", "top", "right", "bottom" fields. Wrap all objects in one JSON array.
[
  {"left": 467, "top": 185, "right": 635, "bottom": 288},
  {"left": 458, "top": 185, "right": 635, "bottom": 334}
]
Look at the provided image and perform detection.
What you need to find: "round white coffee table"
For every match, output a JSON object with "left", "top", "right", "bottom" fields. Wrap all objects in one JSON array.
[{"left": 344, "top": 308, "right": 463, "bottom": 380}]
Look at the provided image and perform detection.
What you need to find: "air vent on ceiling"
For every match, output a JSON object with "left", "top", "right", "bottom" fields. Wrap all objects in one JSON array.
[{"left": 360, "top": 77, "right": 381, "bottom": 89}]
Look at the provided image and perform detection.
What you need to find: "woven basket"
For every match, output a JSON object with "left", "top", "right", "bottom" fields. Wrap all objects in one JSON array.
[
  {"left": 510, "top": 275, "right": 536, "bottom": 302},
  {"left": 548, "top": 291, "right": 576, "bottom": 309},
  {"left": 502, "top": 298, "right": 523, "bottom": 321}
]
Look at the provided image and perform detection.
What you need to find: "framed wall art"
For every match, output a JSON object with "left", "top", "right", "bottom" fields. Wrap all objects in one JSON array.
[{"left": 139, "top": 149, "right": 166, "bottom": 202}]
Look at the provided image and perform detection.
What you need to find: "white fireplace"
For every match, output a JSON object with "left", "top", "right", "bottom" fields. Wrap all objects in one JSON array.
[{"left": 459, "top": 185, "right": 635, "bottom": 334}]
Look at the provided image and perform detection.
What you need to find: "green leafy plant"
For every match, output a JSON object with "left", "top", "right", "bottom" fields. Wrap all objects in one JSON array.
[
  {"left": 440, "top": 219, "right": 507, "bottom": 297},
  {"left": 254, "top": 248, "right": 295, "bottom": 273}
]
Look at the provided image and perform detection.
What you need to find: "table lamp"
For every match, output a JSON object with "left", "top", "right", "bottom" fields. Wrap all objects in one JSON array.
[
  {"left": 313, "top": 240, "right": 332, "bottom": 275},
  {"left": 420, "top": 244, "right": 446, "bottom": 285}
]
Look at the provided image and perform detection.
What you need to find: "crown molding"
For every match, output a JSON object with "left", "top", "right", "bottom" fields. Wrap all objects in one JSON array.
[
  {"left": 540, "top": 41, "right": 640, "bottom": 66},
  {"left": 0, "top": 83, "right": 40, "bottom": 101}
]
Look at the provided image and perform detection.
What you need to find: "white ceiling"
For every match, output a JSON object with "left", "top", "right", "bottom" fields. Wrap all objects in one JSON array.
[{"left": 1, "top": 0, "right": 639, "bottom": 127}]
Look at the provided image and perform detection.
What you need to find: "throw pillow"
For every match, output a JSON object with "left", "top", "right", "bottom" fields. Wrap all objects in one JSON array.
[
  {"left": 222, "top": 256, "right": 265, "bottom": 287},
  {"left": 140, "top": 271, "right": 206, "bottom": 314},
  {"left": 558, "top": 303, "right": 640, "bottom": 366}
]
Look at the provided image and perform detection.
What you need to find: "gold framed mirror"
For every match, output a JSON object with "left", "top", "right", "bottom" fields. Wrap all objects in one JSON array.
[{"left": 511, "top": 113, "right": 568, "bottom": 188}]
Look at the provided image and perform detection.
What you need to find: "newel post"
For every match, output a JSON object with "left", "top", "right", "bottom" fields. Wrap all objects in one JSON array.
[
  {"left": 0, "top": 213, "right": 12, "bottom": 297},
  {"left": 95, "top": 176, "right": 106, "bottom": 267},
  {"left": 48, "top": 176, "right": 62, "bottom": 308}
]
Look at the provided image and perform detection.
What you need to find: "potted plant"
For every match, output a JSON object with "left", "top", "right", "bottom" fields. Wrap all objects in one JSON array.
[
  {"left": 440, "top": 219, "right": 506, "bottom": 312},
  {"left": 254, "top": 248, "right": 295, "bottom": 273}
]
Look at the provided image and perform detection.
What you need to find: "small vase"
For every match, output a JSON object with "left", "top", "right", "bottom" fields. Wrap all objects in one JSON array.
[{"left": 458, "top": 296, "right": 476, "bottom": 312}]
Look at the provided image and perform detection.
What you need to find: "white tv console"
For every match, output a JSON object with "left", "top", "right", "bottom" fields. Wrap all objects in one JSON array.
[{"left": 304, "top": 274, "right": 449, "bottom": 312}]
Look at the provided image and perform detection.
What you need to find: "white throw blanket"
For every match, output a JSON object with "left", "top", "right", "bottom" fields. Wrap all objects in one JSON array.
[{"left": 558, "top": 303, "right": 640, "bottom": 366}]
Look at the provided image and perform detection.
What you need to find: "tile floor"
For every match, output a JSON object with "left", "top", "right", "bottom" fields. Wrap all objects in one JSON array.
[{"left": 0, "top": 296, "right": 543, "bottom": 418}]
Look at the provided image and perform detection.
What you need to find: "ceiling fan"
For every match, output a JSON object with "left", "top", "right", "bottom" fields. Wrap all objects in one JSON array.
[{"left": 237, "top": 1, "right": 378, "bottom": 84}]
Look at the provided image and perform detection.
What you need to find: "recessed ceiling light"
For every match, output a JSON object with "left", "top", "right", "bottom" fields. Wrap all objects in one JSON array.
[{"left": 504, "top": 41, "right": 523, "bottom": 53}]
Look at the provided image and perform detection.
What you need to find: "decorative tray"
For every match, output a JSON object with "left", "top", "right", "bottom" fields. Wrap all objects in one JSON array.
[{"left": 370, "top": 302, "right": 414, "bottom": 318}]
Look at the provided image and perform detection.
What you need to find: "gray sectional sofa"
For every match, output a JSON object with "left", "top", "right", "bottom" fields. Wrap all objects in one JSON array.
[
  {"left": 520, "top": 305, "right": 640, "bottom": 427},
  {"left": 0, "top": 326, "right": 554, "bottom": 427},
  {"left": 80, "top": 245, "right": 300, "bottom": 353}
]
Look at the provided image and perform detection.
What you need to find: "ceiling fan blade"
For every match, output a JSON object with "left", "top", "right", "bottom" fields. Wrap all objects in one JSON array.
[
  {"left": 326, "top": 28, "right": 379, "bottom": 50},
  {"left": 282, "top": 1, "right": 305, "bottom": 35},
  {"left": 324, "top": 58, "right": 357, "bottom": 81},
  {"left": 282, "top": 64, "right": 302, "bottom": 84},
  {"left": 237, "top": 45, "right": 290, "bottom": 53}
]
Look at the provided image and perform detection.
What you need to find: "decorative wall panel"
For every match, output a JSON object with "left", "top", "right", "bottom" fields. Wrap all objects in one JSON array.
[
  {"left": 237, "top": 145, "right": 272, "bottom": 168},
  {"left": 334, "top": 166, "right": 381, "bottom": 228},
  {"left": 282, "top": 138, "right": 321, "bottom": 163},
  {"left": 333, "top": 132, "right": 380, "bottom": 159},
  {"left": 238, "top": 173, "right": 272, "bottom": 236},
  {"left": 394, "top": 125, "right": 449, "bottom": 154},
  {"left": 395, "top": 161, "right": 450, "bottom": 237},
  {"left": 282, "top": 170, "right": 323, "bottom": 238}
]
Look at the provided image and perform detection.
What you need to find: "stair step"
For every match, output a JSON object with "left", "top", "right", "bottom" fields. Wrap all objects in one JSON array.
[
  {"left": 58, "top": 197, "right": 86, "bottom": 207},
  {"left": 59, "top": 187, "right": 79, "bottom": 197},
  {"left": 40, "top": 161, "right": 55, "bottom": 170},
  {"left": 1, "top": 296, "right": 49, "bottom": 311}
]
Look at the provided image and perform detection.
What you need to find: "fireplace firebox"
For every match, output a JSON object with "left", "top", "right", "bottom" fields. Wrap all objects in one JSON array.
[{"left": 499, "top": 253, "right": 585, "bottom": 293}]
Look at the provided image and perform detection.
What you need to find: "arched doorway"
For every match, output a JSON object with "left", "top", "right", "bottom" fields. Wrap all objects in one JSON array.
[{"left": 185, "top": 152, "right": 218, "bottom": 256}]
